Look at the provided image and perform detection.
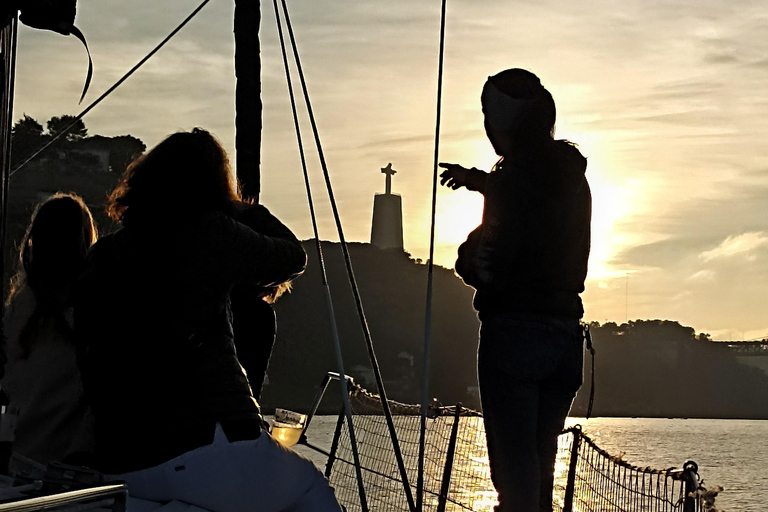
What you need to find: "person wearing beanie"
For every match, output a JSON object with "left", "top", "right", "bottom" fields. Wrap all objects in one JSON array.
[{"left": 440, "top": 68, "right": 591, "bottom": 512}]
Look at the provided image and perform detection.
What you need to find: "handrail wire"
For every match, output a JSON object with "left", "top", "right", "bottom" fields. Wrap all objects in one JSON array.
[
  {"left": 418, "top": 0, "right": 447, "bottom": 509},
  {"left": 9, "top": 0, "right": 214, "bottom": 178},
  {"left": 270, "top": 1, "right": 368, "bottom": 510},
  {"left": 278, "top": 1, "right": 416, "bottom": 510}
]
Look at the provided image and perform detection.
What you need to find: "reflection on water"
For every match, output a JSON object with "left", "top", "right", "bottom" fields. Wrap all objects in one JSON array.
[{"left": 288, "top": 416, "right": 758, "bottom": 511}]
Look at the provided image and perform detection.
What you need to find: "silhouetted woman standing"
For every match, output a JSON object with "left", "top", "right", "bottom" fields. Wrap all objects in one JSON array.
[{"left": 440, "top": 69, "right": 591, "bottom": 512}]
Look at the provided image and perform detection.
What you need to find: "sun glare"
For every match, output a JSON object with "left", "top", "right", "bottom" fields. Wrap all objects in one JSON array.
[
  {"left": 584, "top": 164, "right": 638, "bottom": 280},
  {"left": 431, "top": 135, "right": 641, "bottom": 277},
  {"left": 435, "top": 191, "right": 484, "bottom": 246}
]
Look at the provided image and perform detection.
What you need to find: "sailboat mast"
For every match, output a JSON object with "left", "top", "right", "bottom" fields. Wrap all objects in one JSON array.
[
  {"left": 234, "top": 0, "right": 261, "bottom": 202},
  {"left": 0, "top": 13, "right": 18, "bottom": 304}
]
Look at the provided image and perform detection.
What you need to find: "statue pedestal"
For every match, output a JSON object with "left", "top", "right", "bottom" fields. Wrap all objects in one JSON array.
[{"left": 371, "top": 193, "right": 403, "bottom": 250}]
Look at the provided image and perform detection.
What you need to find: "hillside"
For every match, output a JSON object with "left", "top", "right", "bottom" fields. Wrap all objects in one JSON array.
[
  {"left": 261, "top": 243, "right": 768, "bottom": 419},
  {"left": 571, "top": 320, "right": 768, "bottom": 419},
  {"left": 261, "top": 240, "right": 482, "bottom": 413}
]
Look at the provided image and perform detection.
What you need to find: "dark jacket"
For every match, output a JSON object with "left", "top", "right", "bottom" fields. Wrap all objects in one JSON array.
[
  {"left": 75, "top": 209, "right": 306, "bottom": 473},
  {"left": 456, "top": 141, "right": 591, "bottom": 319},
  {"left": 230, "top": 204, "right": 292, "bottom": 401}
]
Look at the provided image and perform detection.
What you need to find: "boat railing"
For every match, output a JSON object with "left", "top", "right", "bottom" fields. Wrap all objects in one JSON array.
[
  {"left": 0, "top": 480, "right": 127, "bottom": 512},
  {"left": 299, "top": 372, "right": 711, "bottom": 512}
]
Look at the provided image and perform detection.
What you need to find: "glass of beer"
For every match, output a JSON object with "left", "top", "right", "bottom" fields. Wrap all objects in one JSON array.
[{"left": 271, "top": 408, "right": 306, "bottom": 448}]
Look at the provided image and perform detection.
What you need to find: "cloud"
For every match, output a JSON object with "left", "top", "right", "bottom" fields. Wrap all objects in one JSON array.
[
  {"left": 647, "top": 80, "right": 722, "bottom": 100},
  {"left": 632, "top": 110, "right": 721, "bottom": 126},
  {"left": 612, "top": 236, "right": 715, "bottom": 269},
  {"left": 704, "top": 52, "right": 739, "bottom": 65},
  {"left": 699, "top": 232, "right": 768, "bottom": 261},
  {"left": 745, "top": 58, "right": 768, "bottom": 70},
  {"left": 689, "top": 269, "right": 715, "bottom": 281},
  {"left": 356, "top": 133, "right": 435, "bottom": 150}
]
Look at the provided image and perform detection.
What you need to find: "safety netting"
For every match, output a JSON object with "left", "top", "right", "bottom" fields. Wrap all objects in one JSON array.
[{"left": 313, "top": 380, "right": 709, "bottom": 512}]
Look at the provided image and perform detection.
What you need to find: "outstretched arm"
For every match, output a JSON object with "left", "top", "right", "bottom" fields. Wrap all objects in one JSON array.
[
  {"left": 439, "top": 163, "right": 488, "bottom": 193},
  {"left": 225, "top": 206, "right": 307, "bottom": 288}
]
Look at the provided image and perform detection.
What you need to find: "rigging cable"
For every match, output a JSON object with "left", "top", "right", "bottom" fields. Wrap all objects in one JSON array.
[
  {"left": 270, "top": 1, "right": 369, "bottom": 510},
  {"left": 417, "top": 0, "right": 448, "bottom": 509},
  {"left": 9, "top": 0, "right": 214, "bottom": 178},
  {"left": 278, "top": 1, "right": 417, "bottom": 510}
]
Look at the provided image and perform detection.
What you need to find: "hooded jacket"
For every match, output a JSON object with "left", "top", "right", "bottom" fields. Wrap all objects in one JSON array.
[{"left": 456, "top": 140, "right": 591, "bottom": 319}]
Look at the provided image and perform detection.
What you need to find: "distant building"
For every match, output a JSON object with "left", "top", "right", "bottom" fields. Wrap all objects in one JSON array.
[{"left": 370, "top": 163, "right": 404, "bottom": 250}]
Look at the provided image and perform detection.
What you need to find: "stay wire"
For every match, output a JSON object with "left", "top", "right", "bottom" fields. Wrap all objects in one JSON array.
[
  {"left": 278, "top": 1, "right": 416, "bottom": 510},
  {"left": 418, "top": 0, "right": 447, "bottom": 509},
  {"left": 9, "top": 0, "right": 214, "bottom": 178},
  {"left": 271, "top": 1, "right": 369, "bottom": 510}
]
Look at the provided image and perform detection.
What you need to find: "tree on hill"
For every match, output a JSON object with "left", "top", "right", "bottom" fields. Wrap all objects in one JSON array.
[
  {"left": 46, "top": 115, "right": 87, "bottom": 142},
  {"left": 10, "top": 114, "right": 47, "bottom": 166},
  {"left": 10, "top": 114, "right": 145, "bottom": 176},
  {"left": 83, "top": 135, "right": 145, "bottom": 173}
]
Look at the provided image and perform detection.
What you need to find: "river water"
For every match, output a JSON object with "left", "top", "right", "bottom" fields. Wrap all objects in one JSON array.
[{"left": 286, "top": 416, "right": 766, "bottom": 511}]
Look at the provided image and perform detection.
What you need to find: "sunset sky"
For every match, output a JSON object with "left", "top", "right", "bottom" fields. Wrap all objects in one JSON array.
[{"left": 11, "top": 0, "right": 768, "bottom": 340}]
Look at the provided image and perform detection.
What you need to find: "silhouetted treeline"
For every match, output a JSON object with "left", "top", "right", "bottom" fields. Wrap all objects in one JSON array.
[
  {"left": 570, "top": 320, "right": 768, "bottom": 418},
  {"left": 11, "top": 114, "right": 145, "bottom": 174}
]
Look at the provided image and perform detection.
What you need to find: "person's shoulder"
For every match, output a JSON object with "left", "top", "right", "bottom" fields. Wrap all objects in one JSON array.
[
  {"left": 84, "top": 232, "right": 118, "bottom": 262},
  {"left": 197, "top": 210, "right": 237, "bottom": 226},
  {"left": 233, "top": 202, "right": 270, "bottom": 220},
  {"left": 551, "top": 140, "right": 587, "bottom": 173}
]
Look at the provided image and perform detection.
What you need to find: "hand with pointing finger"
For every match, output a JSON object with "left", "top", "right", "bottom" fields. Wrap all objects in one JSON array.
[{"left": 439, "top": 163, "right": 488, "bottom": 192}]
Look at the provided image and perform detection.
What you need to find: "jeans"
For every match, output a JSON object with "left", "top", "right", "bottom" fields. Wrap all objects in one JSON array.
[
  {"left": 111, "top": 423, "right": 342, "bottom": 512},
  {"left": 478, "top": 312, "right": 584, "bottom": 512}
]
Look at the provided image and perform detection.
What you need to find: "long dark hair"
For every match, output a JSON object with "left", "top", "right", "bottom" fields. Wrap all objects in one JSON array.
[
  {"left": 106, "top": 128, "right": 240, "bottom": 224},
  {"left": 8, "top": 192, "right": 98, "bottom": 357}
]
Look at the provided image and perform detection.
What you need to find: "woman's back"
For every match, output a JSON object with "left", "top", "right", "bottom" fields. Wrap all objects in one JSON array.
[{"left": 76, "top": 209, "right": 305, "bottom": 473}]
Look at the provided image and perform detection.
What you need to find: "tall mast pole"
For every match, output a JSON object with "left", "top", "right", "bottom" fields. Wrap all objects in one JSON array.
[
  {"left": 1, "top": 12, "right": 18, "bottom": 305},
  {"left": 234, "top": 0, "right": 261, "bottom": 202}
]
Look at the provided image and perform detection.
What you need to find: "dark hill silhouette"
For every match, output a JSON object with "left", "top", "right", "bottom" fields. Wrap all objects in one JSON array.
[
  {"left": 572, "top": 320, "right": 768, "bottom": 418},
  {"left": 261, "top": 245, "right": 768, "bottom": 419},
  {"left": 261, "top": 241, "right": 482, "bottom": 413}
]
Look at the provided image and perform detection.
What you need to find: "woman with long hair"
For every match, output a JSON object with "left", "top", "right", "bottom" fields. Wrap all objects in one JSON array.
[
  {"left": 440, "top": 69, "right": 591, "bottom": 512},
  {"left": 1, "top": 192, "right": 98, "bottom": 464},
  {"left": 75, "top": 128, "right": 341, "bottom": 511}
]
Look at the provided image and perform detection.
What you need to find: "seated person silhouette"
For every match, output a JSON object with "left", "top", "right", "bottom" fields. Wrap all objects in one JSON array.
[
  {"left": 75, "top": 128, "right": 342, "bottom": 512},
  {"left": 2, "top": 193, "right": 98, "bottom": 465}
]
